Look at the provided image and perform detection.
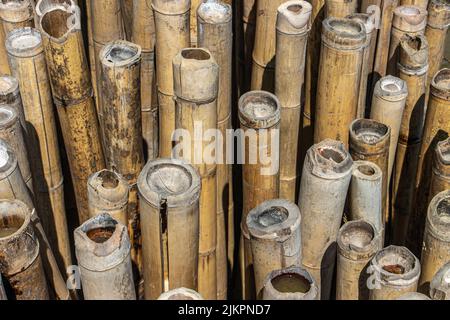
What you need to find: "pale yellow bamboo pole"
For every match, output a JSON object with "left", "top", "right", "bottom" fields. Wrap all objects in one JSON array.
[
  {"left": 325, "top": 0, "right": 357, "bottom": 18},
  {"left": 190, "top": 0, "right": 201, "bottom": 47}
]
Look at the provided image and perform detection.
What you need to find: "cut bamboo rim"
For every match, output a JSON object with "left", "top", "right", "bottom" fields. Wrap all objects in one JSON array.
[
  {"left": 35, "top": 0, "right": 78, "bottom": 26},
  {"left": 396, "top": 292, "right": 431, "bottom": 300},
  {"left": 138, "top": 158, "right": 201, "bottom": 300},
  {"left": 325, "top": 0, "right": 358, "bottom": 18},
  {"left": 369, "top": 245, "right": 421, "bottom": 300},
  {"left": 262, "top": 266, "right": 319, "bottom": 300},
  {"left": 158, "top": 288, "right": 204, "bottom": 300},
  {"left": 275, "top": 1, "right": 312, "bottom": 202},
  {"left": 0, "top": 0, "right": 34, "bottom": 34},
  {"left": 0, "top": 199, "right": 49, "bottom": 300},
  {"left": 429, "top": 261, "right": 450, "bottom": 300},
  {"left": 336, "top": 220, "right": 380, "bottom": 300},
  {"left": 247, "top": 199, "right": 301, "bottom": 298},
  {"left": 0, "top": 75, "right": 25, "bottom": 131},
  {"left": 429, "top": 138, "right": 450, "bottom": 204}
]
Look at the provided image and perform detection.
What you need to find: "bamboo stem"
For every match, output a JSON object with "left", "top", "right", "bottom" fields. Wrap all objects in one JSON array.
[
  {"left": 0, "top": 0, "right": 34, "bottom": 34},
  {"left": 428, "top": 138, "right": 450, "bottom": 203},
  {"left": 400, "top": 0, "right": 429, "bottom": 9},
  {"left": 121, "top": 0, "right": 133, "bottom": 40},
  {"left": 325, "top": 0, "right": 357, "bottom": 18}
]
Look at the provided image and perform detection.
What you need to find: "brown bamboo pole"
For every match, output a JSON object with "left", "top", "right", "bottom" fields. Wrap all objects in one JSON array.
[
  {"left": 246, "top": 199, "right": 301, "bottom": 298},
  {"left": 39, "top": 4, "right": 105, "bottom": 224},
  {"left": 0, "top": 26, "right": 9, "bottom": 74},
  {"left": 429, "top": 261, "right": 450, "bottom": 300},
  {"left": 0, "top": 0, "right": 34, "bottom": 34},
  {"left": 239, "top": 0, "right": 256, "bottom": 93},
  {"left": 275, "top": 1, "right": 311, "bottom": 202},
  {"left": 121, "top": 0, "right": 133, "bottom": 41},
  {"left": 158, "top": 288, "right": 204, "bottom": 300},
  {"left": 0, "top": 75, "right": 26, "bottom": 132},
  {"left": 314, "top": 18, "right": 366, "bottom": 148},
  {"left": 400, "top": 0, "right": 429, "bottom": 9},
  {"left": 262, "top": 266, "right": 319, "bottom": 300},
  {"left": 336, "top": 220, "right": 380, "bottom": 300},
  {"left": 85, "top": 0, "right": 96, "bottom": 109},
  {"left": 197, "top": 0, "right": 233, "bottom": 300},
  {"left": 250, "top": 0, "right": 284, "bottom": 92},
  {"left": 138, "top": 158, "right": 201, "bottom": 300},
  {"left": 87, "top": 169, "right": 129, "bottom": 226},
  {"left": 153, "top": 0, "right": 190, "bottom": 158},
  {"left": 392, "top": 33, "right": 428, "bottom": 245},
  {"left": 419, "top": 190, "right": 450, "bottom": 294},
  {"left": 325, "top": 0, "right": 357, "bottom": 18},
  {"left": 173, "top": 48, "right": 219, "bottom": 300},
  {"left": 0, "top": 199, "right": 49, "bottom": 300},
  {"left": 387, "top": 5, "right": 427, "bottom": 76},
  {"left": 6, "top": 26, "right": 72, "bottom": 274},
  {"left": 298, "top": 139, "right": 353, "bottom": 300},
  {"left": 369, "top": 245, "right": 421, "bottom": 300},
  {"left": 428, "top": 138, "right": 450, "bottom": 203},
  {"left": 132, "top": 0, "right": 158, "bottom": 160},
  {"left": 239, "top": 90, "right": 281, "bottom": 300}
]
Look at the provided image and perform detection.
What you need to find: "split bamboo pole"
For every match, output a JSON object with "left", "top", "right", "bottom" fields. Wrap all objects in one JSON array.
[
  {"left": 400, "top": 0, "right": 429, "bottom": 9},
  {"left": 250, "top": 0, "right": 284, "bottom": 92},
  {"left": 6, "top": 26, "right": 72, "bottom": 274},
  {"left": 428, "top": 138, "right": 450, "bottom": 203},
  {"left": 336, "top": 220, "right": 381, "bottom": 300},
  {"left": 262, "top": 266, "right": 319, "bottom": 300},
  {"left": 387, "top": 5, "right": 427, "bottom": 76},
  {"left": 197, "top": 0, "right": 233, "bottom": 300},
  {"left": 121, "top": 0, "right": 133, "bottom": 40},
  {"left": 298, "top": 139, "right": 353, "bottom": 300},
  {"left": 429, "top": 261, "right": 450, "bottom": 300},
  {"left": 39, "top": 4, "right": 105, "bottom": 224},
  {"left": 369, "top": 245, "right": 421, "bottom": 300},
  {"left": 158, "top": 288, "right": 204, "bottom": 300},
  {"left": 246, "top": 199, "right": 301, "bottom": 298},
  {"left": 0, "top": 75, "right": 26, "bottom": 131},
  {"left": 275, "top": 1, "right": 311, "bottom": 202},
  {"left": 173, "top": 48, "right": 218, "bottom": 300},
  {"left": 238, "top": 90, "right": 281, "bottom": 300},
  {"left": 0, "top": 199, "right": 49, "bottom": 300},
  {"left": 418, "top": 190, "right": 450, "bottom": 294},
  {"left": 0, "top": 0, "right": 34, "bottom": 34},
  {"left": 314, "top": 18, "right": 366, "bottom": 148},
  {"left": 392, "top": 33, "right": 429, "bottom": 245},
  {"left": 325, "top": 0, "right": 357, "bottom": 18},
  {"left": 153, "top": 0, "right": 190, "bottom": 158},
  {"left": 138, "top": 158, "right": 201, "bottom": 300},
  {"left": 87, "top": 169, "right": 129, "bottom": 226},
  {"left": 132, "top": 0, "right": 158, "bottom": 160},
  {"left": 74, "top": 213, "right": 136, "bottom": 300}
]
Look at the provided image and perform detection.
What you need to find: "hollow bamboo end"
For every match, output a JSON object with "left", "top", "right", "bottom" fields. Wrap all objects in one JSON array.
[
  {"left": 0, "top": 0, "right": 34, "bottom": 23},
  {"left": 276, "top": 1, "right": 312, "bottom": 34},
  {"left": 238, "top": 90, "right": 281, "bottom": 129},
  {"left": 399, "top": 34, "right": 429, "bottom": 70},
  {"left": 322, "top": 17, "right": 367, "bottom": 49},
  {"left": 427, "top": 190, "right": 450, "bottom": 241},
  {"left": 307, "top": 139, "right": 353, "bottom": 177},
  {"left": 35, "top": 0, "right": 76, "bottom": 19},
  {"left": 374, "top": 76, "right": 409, "bottom": 101},
  {"left": 352, "top": 160, "right": 383, "bottom": 182},
  {"left": 393, "top": 5, "right": 428, "bottom": 32},
  {"left": 0, "top": 105, "right": 18, "bottom": 130},
  {"left": 100, "top": 40, "right": 142, "bottom": 68},
  {"left": 152, "top": 0, "right": 190, "bottom": 15},
  {"left": 0, "top": 75, "right": 19, "bottom": 99},
  {"left": 337, "top": 220, "right": 379, "bottom": 259},
  {"left": 430, "top": 261, "right": 450, "bottom": 300},
  {"left": 350, "top": 118, "right": 391, "bottom": 147},
  {"left": 347, "top": 12, "right": 376, "bottom": 34},
  {"left": 5, "top": 27, "right": 43, "bottom": 58},
  {"left": 157, "top": 288, "right": 204, "bottom": 300},
  {"left": 39, "top": 2, "right": 80, "bottom": 42},
  {"left": 427, "top": 0, "right": 450, "bottom": 29},
  {"left": 88, "top": 170, "right": 129, "bottom": 205},
  {"left": 431, "top": 68, "right": 450, "bottom": 100},
  {"left": 435, "top": 138, "right": 450, "bottom": 167},
  {"left": 0, "top": 139, "right": 13, "bottom": 169},
  {"left": 197, "top": 0, "right": 232, "bottom": 24}
]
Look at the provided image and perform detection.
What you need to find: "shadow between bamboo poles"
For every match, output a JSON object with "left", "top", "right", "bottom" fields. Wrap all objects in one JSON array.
[
  {"left": 314, "top": 18, "right": 366, "bottom": 148},
  {"left": 173, "top": 48, "right": 219, "bottom": 300},
  {"left": 153, "top": 0, "right": 190, "bottom": 158},
  {"left": 6, "top": 26, "right": 72, "bottom": 275},
  {"left": 238, "top": 0, "right": 256, "bottom": 94},
  {"left": 428, "top": 138, "right": 450, "bottom": 203},
  {"left": 0, "top": 199, "right": 49, "bottom": 300},
  {"left": 39, "top": 4, "right": 105, "bottom": 224},
  {"left": 246, "top": 199, "right": 301, "bottom": 298},
  {"left": 400, "top": 0, "right": 429, "bottom": 9},
  {"left": 387, "top": 5, "right": 427, "bottom": 77},
  {"left": 275, "top": 1, "right": 311, "bottom": 202},
  {"left": 429, "top": 261, "right": 450, "bottom": 300},
  {"left": 0, "top": 139, "right": 70, "bottom": 300},
  {"left": 158, "top": 288, "right": 204, "bottom": 300},
  {"left": 238, "top": 90, "right": 280, "bottom": 300},
  {"left": 0, "top": 75, "right": 26, "bottom": 135},
  {"left": 298, "top": 139, "right": 353, "bottom": 300},
  {"left": 138, "top": 159, "right": 201, "bottom": 300},
  {"left": 392, "top": 33, "right": 428, "bottom": 246},
  {"left": 336, "top": 220, "right": 380, "bottom": 300},
  {"left": 262, "top": 266, "right": 319, "bottom": 300},
  {"left": 132, "top": 0, "right": 158, "bottom": 161},
  {"left": 325, "top": 0, "right": 357, "bottom": 18}
]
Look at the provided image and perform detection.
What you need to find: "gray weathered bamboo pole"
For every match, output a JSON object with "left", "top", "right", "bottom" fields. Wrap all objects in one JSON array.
[
  {"left": 158, "top": 288, "right": 204, "bottom": 300},
  {"left": 429, "top": 261, "right": 450, "bottom": 300},
  {"left": 428, "top": 138, "right": 450, "bottom": 203},
  {"left": 325, "top": 0, "right": 357, "bottom": 18}
]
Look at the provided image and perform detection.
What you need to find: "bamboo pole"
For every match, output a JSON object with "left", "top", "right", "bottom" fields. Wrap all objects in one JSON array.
[
  {"left": 34, "top": 1, "right": 79, "bottom": 25},
  {"left": 0, "top": 274, "right": 5, "bottom": 300},
  {"left": 369, "top": 245, "right": 420, "bottom": 300},
  {"left": 85, "top": 0, "right": 96, "bottom": 110},
  {"left": 387, "top": 5, "right": 427, "bottom": 76},
  {"left": 275, "top": 1, "right": 311, "bottom": 202},
  {"left": 325, "top": 0, "right": 357, "bottom": 18},
  {"left": 429, "top": 261, "right": 450, "bottom": 300},
  {"left": 138, "top": 158, "right": 201, "bottom": 300},
  {"left": 349, "top": 119, "right": 391, "bottom": 233},
  {"left": 400, "top": 0, "right": 429, "bottom": 9},
  {"left": 173, "top": 48, "right": 218, "bottom": 300},
  {"left": 0, "top": 199, "right": 49, "bottom": 300},
  {"left": 336, "top": 220, "right": 380, "bottom": 300},
  {"left": 158, "top": 288, "right": 204, "bottom": 300},
  {"left": 190, "top": 0, "right": 201, "bottom": 47},
  {"left": 197, "top": 0, "right": 233, "bottom": 300},
  {"left": 349, "top": 161, "right": 384, "bottom": 239},
  {"left": 428, "top": 138, "right": 450, "bottom": 203},
  {"left": 39, "top": 3, "right": 105, "bottom": 224},
  {"left": 392, "top": 33, "right": 429, "bottom": 245},
  {"left": 6, "top": 26, "right": 72, "bottom": 274},
  {"left": 298, "top": 139, "right": 353, "bottom": 300},
  {"left": 121, "top": 0, "right": 133, "bottom": 40},
  {"left": 0, "top": 26, "right": 9, "bottom": 75},
  {"left": 0, "top": 0, "right": 34, "bottom": 34},
  {"left": 396, "top": 292, "right": 431, "bottom": 299},
  {"left": 246, "top": 199, "right": 301, "bottom": 298},
  {"left": 0, "top": 75, "right": 26, "bottom": 131},
  {"left": 262, "top": 266, "right": 319, "bottom": 300},
  {"left": 314, "top": 18, "right": 366, "bottom": 148},
  {"left": 250, "top": 0, "right": 284, "bottom": 92},
  {"left": 153, "top": 0, "right": 190, "bottom": 158},
  {"left": 238, "top": 90, "right": 281, "bottom": 300},
  {"left": 418, "top": 190, "right": 450, "bottom": 294},
  {"left": 87, "top": 169, "right": 129, "bottom": 226},
  {"left": 74, "top": 213, "right": 136, "bottom": 300},
  {"left": 132, "top": 0, "right": 158, "bottom": 160},
  {"left": 239, "top": 0, "right": 256, "bottom": 93}
]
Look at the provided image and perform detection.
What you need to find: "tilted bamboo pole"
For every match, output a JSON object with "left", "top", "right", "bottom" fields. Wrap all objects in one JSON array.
[
  {"left": 400, "top": 0, "right": 429, "bottom": 9},
  {"left": 153, "top": 0, "right": 190, "bottom": 158},
  {"left": 298, "top": 139, "right": 353, "bottom": 300},
  {"left": 39, "top": 3, "right": 105, "bottom": 224},
  {"left": 0, "top": 75, "right": 26, "bottom": 131},
  {"left": 6, "top": 27, "right": 72, "bottom": 274},
  {"left": 197, "top": 0, "right": 233, "bottom": 300},
  {"left": 138, "top": 158, "right": 201, "bottom": 300},
  {"left": 314, "top": 18, "right": 366, "bottom": 148},
  {"left": 325, "top": 0, "right": 357, "bottom": 18},
  {"left": 158, "top": 288, "right": 204, "bottom": 300},
  {"left": 428, "top": 138, "right": 450, "bottom": 203},
  {"left": 275, "top": 1, "right": 311, "bottom": 202},
  {"left": 429, "top": 261, "right": 450, "bottom": 300},
  {"left": 173, "top": 48, "right": 219, "bottom": 300},
  {"left": 0, "top": 0, "right": 34, "bottom": 34}
]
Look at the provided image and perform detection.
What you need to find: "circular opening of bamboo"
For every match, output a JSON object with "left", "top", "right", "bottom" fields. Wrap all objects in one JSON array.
[
  {"left": 328, "top": 18, "right": 363, "bottom": 36},
  {"left": 375, "top": 246, "right": 418, "bottom": 278},
  {"left": 351, "top": 119, "right": 389, "bottom": 145},
  {"left": 181, "top": 48, "right": 210, "bottom": 61},
  {"left": 0, "top": 204, "right": 26, "bottom": 239},
  {"left": 98, "top": 170, "right": 119, "bottom": 189},
  {"left": 106, "top": 46, "right": 138, "bottom": 63},
  {"left": 80, "top": 214, "right": 118, "bottom": 244},
  {"left": 340, "top": 221, "right": 375, "bottom": 250},
  {"left": 0, "top": 106, "right": 16, "bottom": 128},
  {"left": 0, "top": 0, "right": 30, "bottom": 12},
  {"left": 256, "top": 206, "right": 289, "bottom": 227},
  {"left": 197, "top": 1, "right": 232, "bottom": 23},
  {"left": 0, "top": 75, "right": 18, "bottom": 94},
  {"left": 436, "top": 139, "right": 450, "bottom": 165},
  {"left": 428, "top": 191, "right": 450, "bottom": 241},
  {"left": 380, "top": 77, "right": 404, "bottom": 93},
  {"left": 398, "top": 6, "right": 421, "bottom": 16},
  {"left": 436, "top": 197, "right": 450, "bottom": 221},
  {"left": 393, "top": 5, "right": 428, "bottom": 31},
  {"left": 287, "top": 4, "right": 303, "bottom": 13},
  {"left": 432, "top": 68, "right": 450, "bottom": 92},
  {"left": 40, "top": 7, "right": 77, "bottom": 39},
  {"left": 147, "top": 163, "right": 193, "bottom": 197},
  {"left": 158, "top": 288, "right": 203, "bottom": 300},
  {"left": 0, "top": 141, "right": 10, "bottom": 168},
  {"left": 358, "top": 164, "right": 376, "bottom": 176},
  {"left": 86, "top": 226, "right": 116, "bottom": 244},
  {"left": 239, "top": 91, "right": 281, "bottom": 128},
  {"left": 5, "top": 27, "right": 41, "bottom": 57},
  {"left": 271, "top": 273, "right": 311, "bottom": 294},
  {"left": 36, "top": 0, "right": 73, "bottom": 16}
]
